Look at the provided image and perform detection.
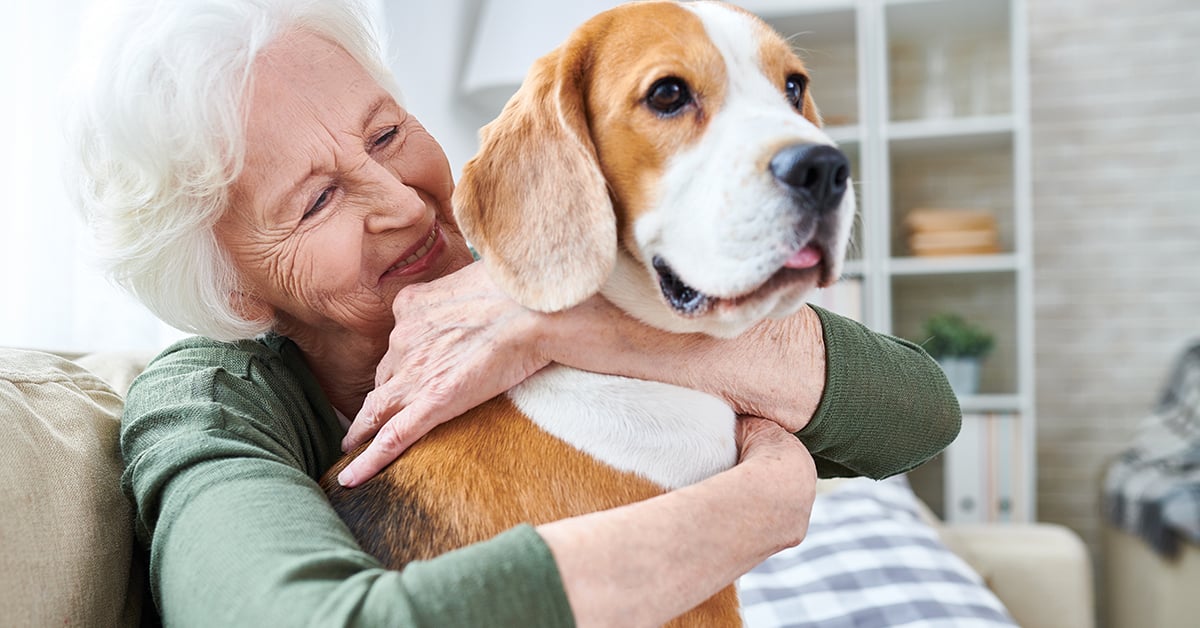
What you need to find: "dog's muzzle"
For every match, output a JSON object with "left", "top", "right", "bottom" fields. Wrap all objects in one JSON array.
[
  {"left": 650, "top": 143, "right": 850, "bottom": 318},
  {"left": 769, "top": 143, "right": 850, "bottom": 215}
]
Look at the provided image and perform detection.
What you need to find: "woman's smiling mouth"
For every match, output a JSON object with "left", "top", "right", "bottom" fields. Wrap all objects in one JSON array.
[{"left": 381, "top": 222, "right": 445, "bottom": 281}]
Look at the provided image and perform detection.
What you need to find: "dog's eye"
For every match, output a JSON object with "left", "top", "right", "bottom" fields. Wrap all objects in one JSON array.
[
  {"left": 646, "top": 77, "right": 693, "bottom": 116},
  {"left": 785, "top": 74, "right": 808, "bottom": 112}
]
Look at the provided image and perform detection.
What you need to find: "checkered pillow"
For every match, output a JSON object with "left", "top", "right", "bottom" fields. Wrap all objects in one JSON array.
[{"left": 738, "top": 476, "right": 1016, "bottom": 628}]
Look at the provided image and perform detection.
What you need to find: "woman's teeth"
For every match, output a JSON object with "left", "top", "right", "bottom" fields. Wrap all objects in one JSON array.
[{"left": 390, "top": 227, "right": 438, "bottom": 272}]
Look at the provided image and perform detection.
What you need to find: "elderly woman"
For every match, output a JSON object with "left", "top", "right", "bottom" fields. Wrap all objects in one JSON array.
[{"left": 70, "top": 0, "right": 958, "bottom": 625}]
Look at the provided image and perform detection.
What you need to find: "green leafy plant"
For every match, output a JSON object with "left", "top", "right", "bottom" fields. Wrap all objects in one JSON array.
[{"left": 921, "top": 313, "right": 994, "bottom": 359}]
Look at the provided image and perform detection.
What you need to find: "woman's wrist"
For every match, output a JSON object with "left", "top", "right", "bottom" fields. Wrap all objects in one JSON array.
[
  {"left": 730, "top": 305, "right": 826, "bottom": 432},
  {"left": 734, "top": 417, "right": 818, "bottom": 546},
  {"left": 539, "top": 295, "right": 676, "bottom": 375}
]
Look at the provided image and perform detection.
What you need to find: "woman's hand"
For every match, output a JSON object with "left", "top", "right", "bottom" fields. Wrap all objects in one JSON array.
[
  {"left": 734, "top": 416, "right": 817, "bottom": 547},
  {"left": 337, "top": 262, "right": 553, "bottom": 487},
  {"left": 539, "top": 416, "right": 816, "bottom": 626}
]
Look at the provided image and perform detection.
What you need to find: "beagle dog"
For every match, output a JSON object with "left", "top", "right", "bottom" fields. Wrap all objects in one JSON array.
[{"left": 322, "top": 1, "right": 854, "bottom": 625}]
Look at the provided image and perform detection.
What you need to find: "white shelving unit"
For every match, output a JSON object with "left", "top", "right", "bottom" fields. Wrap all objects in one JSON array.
[{"left": 742, "top": 0, "right": 1035, "bottom": 523}]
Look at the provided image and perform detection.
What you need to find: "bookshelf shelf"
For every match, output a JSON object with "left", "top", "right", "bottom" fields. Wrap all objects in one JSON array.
[
  {"left": 889, "top": 253, "right": 1018, "bottom": 275},
  {"left": 752, "top": 0, "right": 1035, "bottom": 523},
  {"left": 959, "top": 393, "right": 1022, "bottom": 413},
  {"left": 887, "top": 115, "right": 1015, "bottom": 152}
]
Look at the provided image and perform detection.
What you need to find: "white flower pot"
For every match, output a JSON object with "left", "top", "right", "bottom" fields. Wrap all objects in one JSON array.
[{"left": 938, "top": 357, "right": 981, "bottom": 396}]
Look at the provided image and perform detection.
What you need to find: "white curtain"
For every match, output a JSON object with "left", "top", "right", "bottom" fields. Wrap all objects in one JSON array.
[{"left": 1, "top": 0, "right": 181, "bottom": 352}]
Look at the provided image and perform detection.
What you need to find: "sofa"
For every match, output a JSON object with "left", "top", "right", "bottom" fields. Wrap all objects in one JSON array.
[
  {"left": 1104, "top": 524, "right": 1200, "bottom": 628},
  {"left": 0, "top": 347, "right": 1096, "bottom": 627},
  {"left": 1100, "top": 339, "right": 1200, "bottom": 628}
]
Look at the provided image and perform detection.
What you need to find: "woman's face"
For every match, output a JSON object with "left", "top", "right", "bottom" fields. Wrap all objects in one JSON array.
[{"left": 218, "top": 30, "right": 474, "bottom": 344}]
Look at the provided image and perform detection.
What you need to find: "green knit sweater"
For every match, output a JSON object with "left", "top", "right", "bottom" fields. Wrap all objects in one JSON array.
[{"left": 121, "top": 305, "right": 959, "bottom": 626}]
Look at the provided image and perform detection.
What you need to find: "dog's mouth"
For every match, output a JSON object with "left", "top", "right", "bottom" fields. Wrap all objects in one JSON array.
[
  {"left": 652, "top": 243, "right": 833, "bottom": 316},
  {"left": 653, "top": 256, "right": 714, "bottom": 315}
]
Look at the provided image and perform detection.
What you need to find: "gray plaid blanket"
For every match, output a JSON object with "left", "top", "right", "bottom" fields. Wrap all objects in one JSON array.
[
  {"left": 1103, "top": 339, "right": 1200, "bottom": 558},
  {"left": 739, "top": 477, "right": 1015, "bottom": 627}
]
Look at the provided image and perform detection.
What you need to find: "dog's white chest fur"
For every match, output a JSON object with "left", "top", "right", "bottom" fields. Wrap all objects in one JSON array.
[{"left": 506, "top": 365, "right": 738, "bottom": 490}]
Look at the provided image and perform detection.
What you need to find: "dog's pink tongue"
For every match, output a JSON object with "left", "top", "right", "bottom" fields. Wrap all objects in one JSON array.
[{"left": 784, "top": 245, "right": 822, "bottom": 269}]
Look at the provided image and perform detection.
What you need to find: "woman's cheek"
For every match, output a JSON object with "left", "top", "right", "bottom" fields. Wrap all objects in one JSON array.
[{"left": 286, "top": 221, "right": 364, "bottom": 294}]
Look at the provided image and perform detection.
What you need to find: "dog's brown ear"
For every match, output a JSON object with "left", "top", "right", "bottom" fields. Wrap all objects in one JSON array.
[{"left": 453, "top": 39, "right": 614, "bottom": 313}]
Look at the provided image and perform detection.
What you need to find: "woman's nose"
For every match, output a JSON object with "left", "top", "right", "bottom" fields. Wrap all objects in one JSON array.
[{"left": 361, "top": 163, "right": 426, "bottom": 233}]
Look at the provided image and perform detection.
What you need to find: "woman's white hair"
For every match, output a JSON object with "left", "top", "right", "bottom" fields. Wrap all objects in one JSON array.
[{"left": 68, "top": 0, "right": 400, "bottom": 341}]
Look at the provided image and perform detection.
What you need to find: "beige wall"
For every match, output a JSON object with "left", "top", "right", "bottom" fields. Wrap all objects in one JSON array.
[{"left": 1028, "top": 0, "right": 1200, "bottom": 578}]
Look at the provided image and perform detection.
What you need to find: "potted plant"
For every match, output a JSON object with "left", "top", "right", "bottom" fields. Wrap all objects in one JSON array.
[{"left": 920, "top": 312, "right": 994, "bottom": 395}]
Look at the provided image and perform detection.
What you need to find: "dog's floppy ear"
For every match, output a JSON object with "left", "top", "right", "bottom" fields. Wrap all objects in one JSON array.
[{"left": 453, "top": 37, "right": 615, "bottom": 313}]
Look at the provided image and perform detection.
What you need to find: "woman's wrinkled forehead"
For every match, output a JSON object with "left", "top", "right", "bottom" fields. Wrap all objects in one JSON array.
[
  {"left": 231, "top": 30, "right": 396, "bottom": 222},
  {"left": 249, "top": 30, "right": 387, "bottom": 125}
]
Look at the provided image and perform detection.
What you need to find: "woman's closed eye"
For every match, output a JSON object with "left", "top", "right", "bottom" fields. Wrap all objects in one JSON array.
[
  {"left": 372, "top": 125, "right": 399, "bottom": 150},
  {"left": 304, "top": 186, "right": 336, "bottom": 220}
]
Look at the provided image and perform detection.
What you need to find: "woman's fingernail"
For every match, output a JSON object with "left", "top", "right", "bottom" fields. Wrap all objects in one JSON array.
[{"left": 338, "top": 468, "right": 355, "bottom": 487}]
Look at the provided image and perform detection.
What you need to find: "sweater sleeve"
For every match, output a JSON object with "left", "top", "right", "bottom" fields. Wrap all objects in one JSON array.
[
  {"left": 120, "top": 337, "right": 574, "bottom": 627},
  {"left": 797, "top": 306, "right": 962, "bottom": 480}
]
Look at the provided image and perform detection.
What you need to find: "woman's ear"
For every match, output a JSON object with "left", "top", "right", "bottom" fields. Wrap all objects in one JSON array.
[{"left": 453, "top": 37, "right": 615, "bottom": 313}]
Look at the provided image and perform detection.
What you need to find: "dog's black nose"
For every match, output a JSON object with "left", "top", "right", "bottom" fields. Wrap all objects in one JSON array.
[{"left": 769, "top": 144, "right": 850, "bottom": 213}]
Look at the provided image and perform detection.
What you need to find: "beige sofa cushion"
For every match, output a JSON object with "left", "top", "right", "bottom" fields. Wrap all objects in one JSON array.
[{"left": 0, "top": 349, "right": 143, "bottom": 627}]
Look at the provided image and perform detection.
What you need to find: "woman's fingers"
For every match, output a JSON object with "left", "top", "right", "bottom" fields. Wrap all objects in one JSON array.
[
  {"left": 341, "top": 261, "right": 551, "bottom": 448},
  {"left": 337, "top": 401, "right": 439, "bottom": 487},
  {"left": 734, "top": 417, "right": 817, "bottom": 548},
  {"left": 737, "top": 416, "right": 797, "bottom": 459},
  {"left": 342, "top": 383, "right": 405, "bottom": 452}
]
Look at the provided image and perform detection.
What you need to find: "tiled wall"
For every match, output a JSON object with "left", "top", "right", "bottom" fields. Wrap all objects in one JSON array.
[{"left": 1028, "top": 0, "right": 1200, "bottom": 570}]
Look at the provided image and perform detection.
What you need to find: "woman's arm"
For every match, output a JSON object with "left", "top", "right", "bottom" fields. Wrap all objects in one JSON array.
[
  {"left": 340, "top": 261, "right": 959, "bottom": 486},
  {"left": 547, "top": 297, "right": 962, "bottom": 479},
  {"left": 542, "top": 294, "right": 827, "bottom": 432},
  {"left": 124, "top": 338, "right": 574, "bottom": 626},
  {"left": 126, "top": 338, "right": 815, "bottom": 626}
]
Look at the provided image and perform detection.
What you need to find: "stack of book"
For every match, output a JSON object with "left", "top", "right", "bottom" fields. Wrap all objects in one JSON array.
[{"left": 904, "top": 208, "right": 1000, "bottom": 257}]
